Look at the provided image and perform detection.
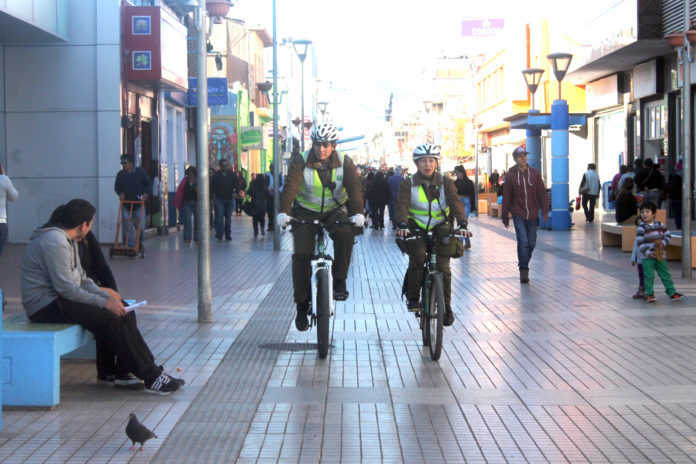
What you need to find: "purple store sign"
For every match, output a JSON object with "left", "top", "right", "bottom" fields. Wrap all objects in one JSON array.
[{"left": 461, "top": 18, "right": 504, "bottom": 37}]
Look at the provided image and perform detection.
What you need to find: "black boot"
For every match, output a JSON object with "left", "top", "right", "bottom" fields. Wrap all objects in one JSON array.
[
  {"left": 295, "top": 300, "right": 310, "bottom": 331},
  {"left": 334, "top": 279, "right": 349, "bottom": 301}
]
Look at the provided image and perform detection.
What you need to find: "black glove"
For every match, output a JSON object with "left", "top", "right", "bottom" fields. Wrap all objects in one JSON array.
[
  {"left": 397, "top": 222, "right": 408, "bottom": 230},
  {"left": 457, "top": 220, "right": 468, "bottom": 230}
]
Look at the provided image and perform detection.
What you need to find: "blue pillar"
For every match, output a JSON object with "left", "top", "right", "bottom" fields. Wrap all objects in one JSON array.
[
  {"left": 526, "top": 109, "right": 542, "bottom": 171},
  {"left": 550, "top": 99, "right": 570, "bottom": 231}
]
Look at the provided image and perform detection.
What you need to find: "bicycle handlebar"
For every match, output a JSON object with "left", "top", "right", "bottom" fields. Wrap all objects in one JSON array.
[
  {"left": 284, "top": 218, "right": 354, "bottom": 230},
  {"left": 402, "top": 229, "right": 472, "bottom": 241}
]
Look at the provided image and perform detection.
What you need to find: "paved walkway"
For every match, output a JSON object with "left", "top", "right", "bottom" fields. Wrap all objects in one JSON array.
[{"left": 2, "top": 210, "right": 696, "bottom": 463}]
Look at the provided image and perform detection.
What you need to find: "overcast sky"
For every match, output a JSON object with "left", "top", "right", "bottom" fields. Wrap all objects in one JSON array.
[{"left": 232, "top": 0, "right": 613, "bottom": 142}]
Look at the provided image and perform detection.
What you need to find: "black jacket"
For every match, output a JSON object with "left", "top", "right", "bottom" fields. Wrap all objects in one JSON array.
[{"left": 211, "top": 170, "right": 239, "bottom": 200}]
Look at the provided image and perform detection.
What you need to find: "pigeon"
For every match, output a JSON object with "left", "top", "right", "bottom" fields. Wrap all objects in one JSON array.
[{"left": 125, "top": 413, "right": 158, "bottom": 452}]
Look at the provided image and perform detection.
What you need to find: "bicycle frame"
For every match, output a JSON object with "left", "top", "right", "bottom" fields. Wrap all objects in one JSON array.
[
  {"left": 420, "top": 231, "right": 438, "bottom": 319},
  {"left": 310, "top": 229, "right": 334, "bottom": 318}
]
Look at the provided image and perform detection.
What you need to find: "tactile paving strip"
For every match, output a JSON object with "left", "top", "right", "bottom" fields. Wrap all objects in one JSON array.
[{"left": 151, "top": 263, "right": 294, "bottom": 464}]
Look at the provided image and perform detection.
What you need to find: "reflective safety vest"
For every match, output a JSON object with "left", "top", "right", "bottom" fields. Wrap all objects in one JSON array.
[
  {"left": 407, "top": 177, "right": 450, "bottom": 230},
  {"left": 295, "top": 150, "right": 348, "bottom": 213}
]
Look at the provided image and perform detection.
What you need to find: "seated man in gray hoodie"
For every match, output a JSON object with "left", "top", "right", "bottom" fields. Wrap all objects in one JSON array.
[{"left": 21, "top": 199, "right": 182, "bottom": 395}]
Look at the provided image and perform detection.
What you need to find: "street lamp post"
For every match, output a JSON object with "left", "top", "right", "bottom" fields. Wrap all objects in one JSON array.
[
  {"left": 466, "top": 54, "right": 485, "bottom": 216},
  {"left": 196, "top": 0, "right": 212, "bottom": 322},
  {"left": 423, "top": 100, "right": 433, "bottom": 142},
  {"left": 521, "top": 67, "right": 545, "bottom": 171},
  {"left": 318, "top": 101, "right": 329, "bottom": 121},
  {"left": 665, "top": 4, "right": 695, "bottom": 277},
  {"left": 547, "top": 52, "right": 573, "bottom": 231},
  {"left": 292, "top": 39, "right": 312, "bottom": 153},
  {"left": 271, "top": 0, "right": 280, "bottom": 251}
]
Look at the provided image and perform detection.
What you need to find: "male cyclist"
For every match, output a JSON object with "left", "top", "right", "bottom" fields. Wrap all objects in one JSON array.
[
  {"left": 395, "top": 143, "right": 469, "bottom": 326},
  {"left": 277, "top": 122, "right": 365, "bottom": 331}
]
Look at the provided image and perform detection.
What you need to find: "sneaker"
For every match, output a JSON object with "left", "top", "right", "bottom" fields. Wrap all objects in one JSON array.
[
  {"left": 295, "top": 301, "right": 310, "bottom": 331},
  {"left": 520, "top": 269, "right": 529, "bottom": 283},
  {"left": 145, "top": 372, "right": 181, "bottom": 395},
  {"left": 646, "top": 294, "right": 657, "bottom": 303},
  {"left": 334, "top": 279, "right": 349, "bottom": 301},
  {"left": 632, "top": 288, "right": 645, "bottom": 299},
  {"left": 157, "top": 365, "right": 185, "bottom": 386},
  {"left": 407, "top": 298, "right": 422, "bottom": 312},
  {"left": 670, "top": 293, "right": 685, "bottom": 301},
  {"left": 444, "top": 311, "right": 455, "bottom": 327},
  {"left": 114, "top": 373, "right": 144, "bottom": 388},
  {"left": 97, "top": 374, "right": 117, "bottom": 387}
]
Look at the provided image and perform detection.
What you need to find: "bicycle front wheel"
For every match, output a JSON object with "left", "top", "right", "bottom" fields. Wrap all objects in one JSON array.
[
  {"left": 316, "top": 268, "right": 331, "bottom": 359},
  {"left": 427, "top": 273, "right": 445, "bottom": 361}
]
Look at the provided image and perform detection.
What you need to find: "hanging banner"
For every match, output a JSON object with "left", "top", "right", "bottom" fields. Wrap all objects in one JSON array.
[{"left": 240, "top": 126, "right": 264, "bottom": 150}]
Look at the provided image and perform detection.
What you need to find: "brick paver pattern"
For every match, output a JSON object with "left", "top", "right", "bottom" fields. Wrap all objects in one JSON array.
[{"left": 1, "top": 211, "right": 696, "bottom": 463}]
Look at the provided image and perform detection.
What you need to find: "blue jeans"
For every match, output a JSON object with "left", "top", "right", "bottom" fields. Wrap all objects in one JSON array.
[
  {"left": 121, "top": 205, "right": 144, "bottom": 248},
  {"left": 388, "top": 198, "right": 397, "bottom": 228},
  {"left": 0, "top": 223, "right": 7, "bottom": 258},
  {"left": 181, "top": 201, "right": 197, "bottom": 241},
  {"left": 215, "top": 198, "right": 234, "bottom": 238},
  {"left": 512, "top": 216, "right": 538, "bottom": 270}
]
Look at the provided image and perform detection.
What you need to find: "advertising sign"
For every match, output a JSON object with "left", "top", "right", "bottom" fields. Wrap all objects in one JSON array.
[
  {"left": 461, "top": 18, "right": 504, "bottom": 37},
  {"left": 240, "top": 126, "right": 264, "bottom": 150},
  {"left": 188, "top": 78, "right": 229, "bottom": 106}
]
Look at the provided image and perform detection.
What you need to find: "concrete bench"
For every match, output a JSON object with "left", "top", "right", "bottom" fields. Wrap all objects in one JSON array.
[
  {"left": 601, "top": 222, "right": 637, "bottom": 252},
  {"left": 601, "top": 209, "right": 666, "bottom": 252},
  {"left": 2, "top": 313, "right": 95, "bottom": 408},
  {"left": 665, "top": 233, "right": 696, "bottom": 267}
]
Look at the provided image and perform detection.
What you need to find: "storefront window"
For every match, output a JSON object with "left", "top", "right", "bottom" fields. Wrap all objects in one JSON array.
[{"left": 644, "top": 100, "right": 665, "bottom": 140}]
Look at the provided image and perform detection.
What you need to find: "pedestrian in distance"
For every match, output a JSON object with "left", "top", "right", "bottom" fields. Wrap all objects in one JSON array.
[
  {"left": 21, "top": 199, "right": 184, "bottom": 394},
  {"left": 276, "top": 122, "right": 365, "bottom": 332},
  {"left": 636, "top": 158, "right": 666, "bottom": 209},
  {"left": 367, "top": 171, "right": 390, "bottom": 230},
  {"left": 386, "top": 168, "right": 405, "bottom": 229},
  {"left": 172, "top": 166, "right": 198, "bottom": 244},
  {"left": 248, "top": 174, "right": 268, "bottom": 238},
  {"left": 234, "top": 170, "right": 247, "bottom": 217},
  {"left": 610, "top": 165, "right": 627, "bottom": 201},
  {"left": 114, "top": 154, "right": 151, "bottom": 249},
  {"left": 501, "top": 146, "right": 549, "bottom": 284},
  {"left": 579, "top": 163, "right": 601, "bottom": 223},
  {"left": 453, "top": 165, "right": 475, "bottom": 249},
  {"left": 633, "top": 201, "right": 684, "bottom": 303},
  {"left": 489, "top": 169, "right": 500, "bottom": 194},
  {"left": 395, "top": 143, "right": 470, "bottom": 326},
  {"left": 666, "top": 159, "right": 683, "bottom": 230},
  {"left": 211, "top": 158, "right": 238, "bottom": 241},
  {"left": 0, "top": 162, "right": 19, "bottom": 259}
]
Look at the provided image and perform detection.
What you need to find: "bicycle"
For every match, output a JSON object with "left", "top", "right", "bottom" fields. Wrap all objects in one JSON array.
[
  {"left": 286, "top": 218, "right": 353, "bottom": 359},
  {"left": 403, "top": 228, "right": 467, "bottom": 361}
]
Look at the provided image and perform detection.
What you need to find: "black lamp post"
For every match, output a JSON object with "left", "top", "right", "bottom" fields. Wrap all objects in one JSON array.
[
  {"left": 256, "top": 81, "right": 272, "bottom": 107},
  {"left": 521, "top": 68, "right": 545, "bottom": 111},
  {"left": 318, "top": 101, "right": 329, "bottom": 121},
  {"left": 546, "top": 53, "right": 573, "bottom": 100},
  {"left": 292, "top": 39, "right": 312, "bottom": 153}
]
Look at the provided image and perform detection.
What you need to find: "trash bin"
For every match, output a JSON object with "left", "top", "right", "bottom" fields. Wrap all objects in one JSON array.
[{"left": 602, "top": 181, "right": 615, "bottom": 210}]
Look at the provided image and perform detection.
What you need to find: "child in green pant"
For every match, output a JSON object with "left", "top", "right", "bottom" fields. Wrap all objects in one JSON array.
[{"left": 634, "top": 201, "right": 684, "bottom": 303}]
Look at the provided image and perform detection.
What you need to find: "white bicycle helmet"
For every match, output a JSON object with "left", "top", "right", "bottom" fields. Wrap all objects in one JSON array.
[
  {"left": 413, "top": 143, "right": 440, "bottom": 161},
  {"left": 311, "top": 122, "right": 339, "bottom": 143}
]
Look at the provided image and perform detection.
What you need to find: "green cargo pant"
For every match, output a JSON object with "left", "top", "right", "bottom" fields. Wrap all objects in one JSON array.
[
  {"left": 641, "top": 257, "right": 676, "bottom": 296},
  {"left": 290, "top": 206, "right": 355, "bottom": 304}
]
